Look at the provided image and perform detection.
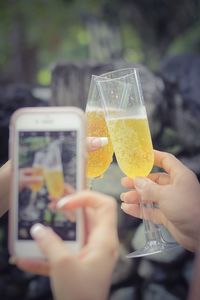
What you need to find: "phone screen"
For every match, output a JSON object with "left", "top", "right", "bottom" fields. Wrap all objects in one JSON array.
[{"left": 17, "top": 130, "right": 77, "bottom": 241}]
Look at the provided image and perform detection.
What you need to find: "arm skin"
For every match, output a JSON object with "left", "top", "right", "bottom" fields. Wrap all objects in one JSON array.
[{"left": 0, "top": 160, "right": 11, "bottom": 217}]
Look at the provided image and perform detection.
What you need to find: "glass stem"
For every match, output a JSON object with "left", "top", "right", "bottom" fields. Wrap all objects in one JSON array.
[{"left": 140, "top": 199, "right": 163, "bottom": 246}]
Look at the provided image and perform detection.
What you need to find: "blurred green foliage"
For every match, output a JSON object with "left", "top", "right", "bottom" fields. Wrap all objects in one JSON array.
[
  {"left": 0, "top": 0, "right": 199, "bottom": 84},
  {"left": 168, "top": 22, "right": 200, "bottom": 55}
]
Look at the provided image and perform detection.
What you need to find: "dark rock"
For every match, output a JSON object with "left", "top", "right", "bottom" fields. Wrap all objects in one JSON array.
[
  {"left": 5, "top": 282, "right": 26, "bottom": 298},
  {"left": 183, "top": 259, "right": 195, "bottom": 285},
  {"left": 110, "top": 286, "right": 138, "bottom": 300},
  {"left": 159, "top": 53, "right": 200, "bottom": 152},
  {"left": 138, "top": 259, "right": 155, "bottom": 280},
  {"left": 111, "top": 245, "right": 135, "bottom": 286},
  {"left": 0, "top": 84, "right": 47, "bottom": 127},
  {"left": 0, "top": 251, "right": 9, "bottom": 272},
  {"left": 26, "top": 276, "right": 52, "bottom": 300},
  {"left": 143, "top": 283, "right": 183, "bottom": 300},
  {"left": 0, "top": 84, "right": 48, "bottom": 165}
]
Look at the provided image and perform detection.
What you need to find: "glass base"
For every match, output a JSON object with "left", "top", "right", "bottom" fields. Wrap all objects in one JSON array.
[{"left": 126, "top": 241, "right": 180, "bottom": 258}]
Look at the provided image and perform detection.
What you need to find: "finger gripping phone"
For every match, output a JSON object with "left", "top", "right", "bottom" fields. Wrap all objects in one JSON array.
[{"left": 9, "top": 107, "right": 86, "bottom": 258}]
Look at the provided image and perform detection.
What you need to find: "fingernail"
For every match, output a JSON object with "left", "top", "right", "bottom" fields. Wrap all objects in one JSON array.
[
  {"left": 9, "top": 256, "right": 17, "bottom": 265},
  {"left": 121, "top": 203, "right": 127, "bottom": 210},
  {"left": 57, "top": 196, "right": 71, "bottom": 209},
  {"left": 100, "top": 137, "right": 108, "bottom": 147},
  {"left": 30, "top": 223, "right": 48, "bottom": 239},
  {"left": 120, "top": 193, "right": 125, "bottom": 201},
  {"left": 92, "top": 137, "right": 108, "bottom": 149},
  {"left": 134, "top": 177, "right": 148, "bottom": 190}
]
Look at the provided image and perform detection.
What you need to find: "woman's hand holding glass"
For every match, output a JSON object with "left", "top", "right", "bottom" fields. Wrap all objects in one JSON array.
[{"left": 121, "top": 150, "right": 200, "bottom": 252}]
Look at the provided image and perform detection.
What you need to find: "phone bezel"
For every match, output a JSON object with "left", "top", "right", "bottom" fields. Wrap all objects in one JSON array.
[{"left": 9, "top": 107, "right": 86, "bottom": 258}]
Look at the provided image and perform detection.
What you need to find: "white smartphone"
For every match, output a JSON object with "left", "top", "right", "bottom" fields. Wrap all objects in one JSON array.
[{"left": 9, "top": 107, "right": 86, "bottom": 258}]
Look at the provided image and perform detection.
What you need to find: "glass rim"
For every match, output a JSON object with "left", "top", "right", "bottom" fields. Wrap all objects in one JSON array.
[{"left": 93, "top": 67, "right": 140, "bottom": 83}]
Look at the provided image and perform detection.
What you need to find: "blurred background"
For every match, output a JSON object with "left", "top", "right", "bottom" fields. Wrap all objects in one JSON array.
[
  {"left": 1, "top": 0, "right": 200, "bottom": 85},
  {"left": 0, "top": 0, "right": 200, "bottom": 299}
]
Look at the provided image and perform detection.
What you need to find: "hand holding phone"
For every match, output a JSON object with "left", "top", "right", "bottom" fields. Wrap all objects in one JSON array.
[
  {"left": 9, "top": 107, "right": 86, "bottom": 258},
  {"left": 13, "top": 190, "right": 119, "bottom": 300}
]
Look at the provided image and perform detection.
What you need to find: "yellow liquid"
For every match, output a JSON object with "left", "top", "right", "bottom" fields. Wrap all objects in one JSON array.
[
  {"left": 29, "top": 167, "right": 44, "bottom": 193},
  {"left": 107, "top": 116, "right": 154, "bottom": 178},
  {"left": 86, "top": 109, "right": 113, "bottom": 178},
  {"left": 44, "top": 169, "right": 65, "bottom": 199}
]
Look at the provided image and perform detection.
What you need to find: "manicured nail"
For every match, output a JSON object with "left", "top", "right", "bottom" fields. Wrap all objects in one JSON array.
[
  {"left": 100, "top": 137, "right": 108, "bottom": 147},
  {"left": 120, "top": 193, "right": 125, "bottom": 201},
  {"left": 30, "top": 223, "right": 48, "bottom": 239},
  {"left": 121, "top": 203, "right": 127, "bottom": 210},
  {"left": 57, "top": 196, "right": 72, "bottom": 209},
  {"left": 134, "top": 177, "right": 148, "bottom": 190},
  {"left": 92, "top": 137, "right": 108, "bottom": 149}
]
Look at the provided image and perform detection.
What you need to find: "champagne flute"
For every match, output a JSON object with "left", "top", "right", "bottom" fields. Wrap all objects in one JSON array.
[
  {"left": 44, "top": 141, "right": 78, "bottom": 223},
  {"left": 43, "top": 143, "right": 65, "bottom": 200},
  {"left": 29, "top": 152, "right": 44, "bottom": 193},
  {"left": 86, "top": 76, "right": 114, "bottom": 185},
  {"left": 21, "top": 150, "right": 44, "bottom": 221},
  {"left": 96, "top": 68, "right": 179, "bottom": 258}
]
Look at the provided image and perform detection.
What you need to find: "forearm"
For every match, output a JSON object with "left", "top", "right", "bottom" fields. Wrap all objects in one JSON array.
[{"left": 0, "top": 160, "right": 11, "bottom": 217}]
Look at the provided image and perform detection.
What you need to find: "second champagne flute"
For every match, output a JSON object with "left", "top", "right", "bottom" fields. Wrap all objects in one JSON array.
[{"left": 86, "top": 75, "right": 114, "bottom": 184}]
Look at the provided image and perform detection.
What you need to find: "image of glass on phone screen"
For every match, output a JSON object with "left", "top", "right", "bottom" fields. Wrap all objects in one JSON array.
[{"left": 18, "top": 131, "right": 77, "bottom": 241}]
